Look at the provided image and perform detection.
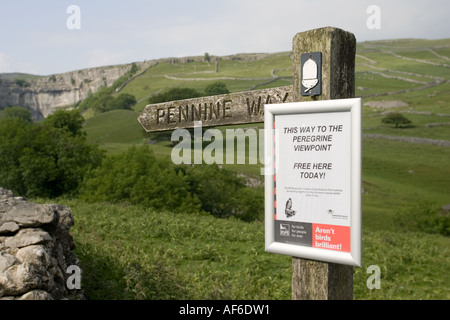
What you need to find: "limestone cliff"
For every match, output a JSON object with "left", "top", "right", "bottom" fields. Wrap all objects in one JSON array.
[
  {"left": 0, "top": 53, "right": 273, "bottom": 121},
  {"left": 0, "top": 62, "right": 149, "bottom": 120}
]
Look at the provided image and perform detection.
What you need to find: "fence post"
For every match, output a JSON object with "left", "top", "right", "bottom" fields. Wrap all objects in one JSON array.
[{"left": 291, "top": 27, "right": 356, "bottom": 300}]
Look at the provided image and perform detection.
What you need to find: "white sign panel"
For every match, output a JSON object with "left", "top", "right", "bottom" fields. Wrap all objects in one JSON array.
[{"left": 264, "top": 98, "right": 361, "bottom": 267}]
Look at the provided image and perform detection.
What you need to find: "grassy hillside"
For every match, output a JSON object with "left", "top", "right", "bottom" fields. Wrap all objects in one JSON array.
[
  {"left": 0, "top": 72, "right": 45, "bottom": 81},
  {"left": 72, "top": 38, "right": 450, "bottom": 300},
  {"left": 38, "top": 199, "right": 444, "bottom": 300}
]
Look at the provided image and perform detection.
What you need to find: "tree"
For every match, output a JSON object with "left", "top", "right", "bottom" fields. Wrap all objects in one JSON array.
[
  {"left": 381, "top": 112, "right": 412, "bottom": 128},
  {"left": 204, "top": 82, "right": 230, "bottom": 96},
  {"left": 110, "top": 93, "right": 136, "bottom": 110},
  {"left": 129, "top": 62, "right": 138, "bottom": 75},
  {"left": 76, "top": 88, "right": 137, "bottom": 113},
  {"left": 14, "top": 79, "right": 29, "bottom": 88},
  {"left": 0, "top": 106, "right": 32, "bottom": 123},
  {"left": 0, "top": 117, "right": 33, "bottom": 194},
  {"left": 181, "top": 164, "right": 264, "bottom": 221},
  {"left": 0, "top": 112, "right": 103, "bottom": 198},
  {"left": 44, "top": 109, "right": 84, "bottom": 136},
  {"left": 81, "top": 146, "right": 200, "bottom": 213}
]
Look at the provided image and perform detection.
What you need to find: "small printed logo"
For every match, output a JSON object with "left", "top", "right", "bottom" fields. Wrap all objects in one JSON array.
[
  {"left": 327, "top": 209, "right": 348, "bottom": 220},
  {"left": 280, "top": 224, "right": 290, "bottom": 237}
]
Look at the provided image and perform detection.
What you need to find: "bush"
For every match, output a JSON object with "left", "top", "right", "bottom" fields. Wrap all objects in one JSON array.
[
  {"left": 0, "top": 110, "right": 103, "bottom": 197},
  {"left": 44, "top": 109, "right": 84, "bottom": 136},
  {"left": 14, "top": 79, "right": 29, "bottom": 88},
  {"left": 0, "top": 106, "right": 32, "bottom": 123},
  {"left": 180, "top": 164, "right": 264, "bottom": 221},
  {"left": 395, "top": 201, "right": 450, "bottom": 236},
  {"left": 81, "top": 146, "right": 264, "bottom": 221},
  {"left": 81, "top": 146, "right": 200, "bottom": 213},
  {"left": 381, "top": 112, "right": 412, "bottom": 128},
  {"left": 76, "top": 88, "right": 136, "bottom": 113},
  {"left": 181, "top": 165, "right": 243, "bottom": 218},
  {"left": 148, "top": 87, "right": 202, "bottom": 104},
  {"left": 110, "top": 93, "right": 136, "bottom": 111},
  {"left": 204, "top": 82, "right": 230, "bottom": 96}
]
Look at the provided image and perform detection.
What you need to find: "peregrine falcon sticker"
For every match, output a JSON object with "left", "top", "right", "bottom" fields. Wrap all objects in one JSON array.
[
  {"left": 285, "top": 198, "right": 296, "bottom": 218},
  {"left": 301, "top": 52, "right": 322, "bottom": 96}
]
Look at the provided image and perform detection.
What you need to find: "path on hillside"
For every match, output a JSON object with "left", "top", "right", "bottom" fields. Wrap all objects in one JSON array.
[
  {"left": 164, "top": 74, "right": 271, "bottom": 81},
  {"left": 356, "top": 49, "right": 448, "bottom": 98},
  {"left": 428, "top": 49, "right": 450, "bottom": 62},
  {"left": 163, "top": 70, "right": 281, "bottom": 82},
  {"left": 380, "top": 50, "right": 450, "bottom": 68},
  {"left": 163, "top": 68, "right": 292, "bottom": 91},
  {"left": 137, "top": 89, "right": 163, "bottom": 104},
  {"left": 129, "top": 47, "right": 449, "bottom": 104},
  {"left": 363, "top": 133, "right": 450, "bottom": 147}
]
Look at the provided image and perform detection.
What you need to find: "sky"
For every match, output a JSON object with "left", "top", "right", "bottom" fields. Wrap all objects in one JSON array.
[{"left": 0, "top": 0, "right": 449, "bottom": 75}]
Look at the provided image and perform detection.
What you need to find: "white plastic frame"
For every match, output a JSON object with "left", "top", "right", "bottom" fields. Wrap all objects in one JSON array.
[{"left": 264, "top": 98, "right": 362, "bottom": 267}]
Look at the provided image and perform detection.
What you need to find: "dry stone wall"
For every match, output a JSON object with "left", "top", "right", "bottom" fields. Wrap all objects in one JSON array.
[{"left": 0, "top": 188, "right": 83, "bottom": 300}]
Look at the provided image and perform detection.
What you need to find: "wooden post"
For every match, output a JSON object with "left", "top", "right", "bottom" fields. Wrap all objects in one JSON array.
[
  {"left": 137, "top": 26, "right": 358, "bottom": 300},
  {"left": 291, "top": 27, "right": 356, "bottom": 300}
]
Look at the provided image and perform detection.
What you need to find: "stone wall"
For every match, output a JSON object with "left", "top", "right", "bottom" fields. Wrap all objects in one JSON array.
[{"left": 0, "top": 188, "right": 83, "bottom": 300}]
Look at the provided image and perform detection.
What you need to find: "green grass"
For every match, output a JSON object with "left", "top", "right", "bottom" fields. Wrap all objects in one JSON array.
[
  {"left": 57, "top": 201, "right": 291, "bottom": 300},
  {"left": 83, "top": 109, "right": 146, "bottom": 154},
  {"left": 66, "top": 38, "right": 450, "bottom": 300},
  {"left": 362, "top": 138, "right": 450, "bottom": 230},
  {"left": 34, "top": 197, "right": 446, "bottom": 300},
  {"left": 118, "top": 52, "right": 293, "bottom": 113},
  {"left": 356, "top": 72, "right": 422, "bottom": 96}
]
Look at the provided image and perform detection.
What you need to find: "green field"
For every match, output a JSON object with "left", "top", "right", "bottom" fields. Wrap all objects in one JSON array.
[{"left": 51, "top": 38, "right": 450, "bottom": 300}]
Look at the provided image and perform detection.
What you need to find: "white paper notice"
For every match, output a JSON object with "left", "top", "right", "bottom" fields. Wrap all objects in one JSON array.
[{"left": 274, "top": 111, "right": 351, "bottom": 228}]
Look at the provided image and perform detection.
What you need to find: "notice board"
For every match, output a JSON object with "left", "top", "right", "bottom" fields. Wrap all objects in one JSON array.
[{"left": 264, "top": 98, "right": 361, "bottom": 266}]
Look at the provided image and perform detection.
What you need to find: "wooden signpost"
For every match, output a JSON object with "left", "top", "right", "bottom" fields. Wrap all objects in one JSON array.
[
  {"left": 138, "top": 27, "right": 360, "bottom": 300},
  {"left": 289, "top": 27, "right": 358, "bottom": 300},
  {"left": 138, "top": 86, "right": 292, "bottom": 132}
]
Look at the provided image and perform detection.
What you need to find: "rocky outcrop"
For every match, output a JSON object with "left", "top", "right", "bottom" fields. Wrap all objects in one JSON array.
[
  {"left": 0, "top": 188, "right": 83, "bottom": 300},
  {"left": 0, "top": 62, "right": 150, "bottom": 120},
  {"left": 0, "top": 53, "right": 280, "bottom": 121}
]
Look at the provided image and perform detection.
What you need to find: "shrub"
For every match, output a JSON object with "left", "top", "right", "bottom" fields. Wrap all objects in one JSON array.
[
  {"left": 181, "top": 164, "right": 264, "bottom": 221},
  {"left": 395, "top": 201, "right": 449, "bottom": 236},
  {"left": 76, "top": 87, "right": 136, "bottom": 113},
  {"left": 148, "top": 87, "right": 202, "bottom": 104},
  {"left": 81, "top": 146, "right": 200, "bottom": 213},
  {"left": 14, "top": 79, "right": 29, "bottom": 88},
  {"left": 0, "top": 106, "right": 32, "bottom": 123},
  {"left": 204, "top": 82, "right": 230, "bottom": 96},
  {"left": 381, "top": 112, "right": 412, "bottom": 128},
  {"left": 110, "top": 93, "right": 136, "bottom": 111},
  {"left": 81, "top": 147, "right": 264, "bottom": 221},
  {"left": 44, "top": 109, "right": 84, "bottom": 136},
  {"left": 0, "top": 111, "right": 103, "bottom": 197}
]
